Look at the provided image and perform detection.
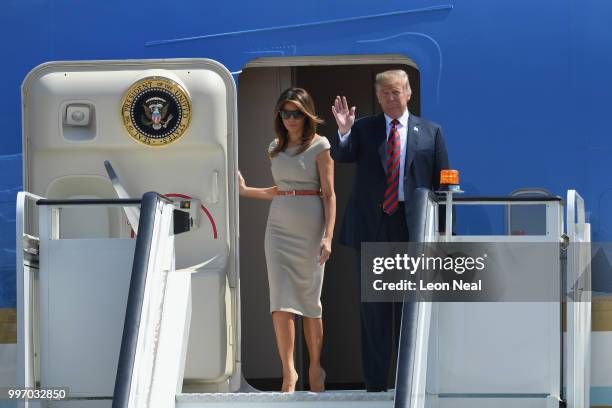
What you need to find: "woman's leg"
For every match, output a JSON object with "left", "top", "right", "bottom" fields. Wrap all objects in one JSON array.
[
  {"left": 272, "top": 311, "right": 299, "bottom": 392},
  {"left": 303, "top": 316, "right": 326, "bottom": 392}
]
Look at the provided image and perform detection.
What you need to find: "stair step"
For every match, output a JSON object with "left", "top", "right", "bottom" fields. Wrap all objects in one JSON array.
[
  {"left": 176, "top": 392, "right": 559, "bottom": 408},
  {"left": 176, "top": 390, "right": 394, "bottom": 407},
  {"left": 436, "top": 396, "right": 558, "bottom": 408}
]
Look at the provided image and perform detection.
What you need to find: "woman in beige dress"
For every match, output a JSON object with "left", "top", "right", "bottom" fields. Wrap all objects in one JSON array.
[{"left": 238, "top": 87, "right": 336, "bottom": 393}]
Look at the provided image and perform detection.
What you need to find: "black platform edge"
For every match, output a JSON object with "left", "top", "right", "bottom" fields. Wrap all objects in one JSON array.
[
  {"left": 443, "top": 195, "right": 563, "bottom": 202},
  {"left": 37, "top": 198, "right": 143, "bottom": 206}
]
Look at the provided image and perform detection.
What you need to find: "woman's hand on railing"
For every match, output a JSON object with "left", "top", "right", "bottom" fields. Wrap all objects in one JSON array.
[{"left": 238, "top": 171, "right": 247, "bottom": 196}]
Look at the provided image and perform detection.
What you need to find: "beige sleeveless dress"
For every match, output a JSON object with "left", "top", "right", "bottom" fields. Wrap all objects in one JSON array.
[{"left": 265, "top": 136, "right": 331, "bottom": 318}]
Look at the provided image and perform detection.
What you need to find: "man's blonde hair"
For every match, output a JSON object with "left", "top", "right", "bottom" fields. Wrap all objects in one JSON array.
[{"left": 375, "top": 69, "right": 411, "bottom": 92}]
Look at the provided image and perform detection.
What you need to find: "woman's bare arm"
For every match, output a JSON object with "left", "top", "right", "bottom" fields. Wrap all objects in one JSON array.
[
  {"left": 238, "top": 172, "right": 278, "bottom": 201},
  {"left": 316, "top": 149, "right": 336, "bottom": 265}
]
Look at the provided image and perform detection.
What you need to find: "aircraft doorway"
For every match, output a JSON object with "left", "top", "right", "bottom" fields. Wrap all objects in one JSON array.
[{"left": 237, "top": 59, "right": 420, "bottom": 391}]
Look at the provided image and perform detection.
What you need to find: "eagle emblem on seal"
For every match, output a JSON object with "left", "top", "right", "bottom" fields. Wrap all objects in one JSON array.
[
  {"left": 121, "top": 76, "right": 191, "bottom": 146},
  {"left": 142, "top": 97, "right": 173, "bottom": 130}
]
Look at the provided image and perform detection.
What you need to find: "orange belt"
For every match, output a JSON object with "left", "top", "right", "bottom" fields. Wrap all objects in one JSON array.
[{"left": 277, "top": 189, "right": 322, "bottom": 196}]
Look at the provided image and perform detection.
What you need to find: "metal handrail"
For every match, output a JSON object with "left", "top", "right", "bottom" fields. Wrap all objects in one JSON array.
[
  {"left": 112, "top": 192, "right": 168, "bottom": 408},
  {"left": 395, "top": 188, "right": 435, "bottom": 408},
  {"left": 16, "top": 191, "right": 44, "bottom": 400}
]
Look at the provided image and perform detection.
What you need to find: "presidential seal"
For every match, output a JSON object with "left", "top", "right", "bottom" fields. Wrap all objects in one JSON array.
[{"left": 121, "top": 76, "right": 191, "bottom": 146}]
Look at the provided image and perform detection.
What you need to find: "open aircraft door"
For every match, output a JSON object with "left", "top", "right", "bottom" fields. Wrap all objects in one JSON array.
[{"left": 19, "top": 59, "right": 241, "bottom": 400}]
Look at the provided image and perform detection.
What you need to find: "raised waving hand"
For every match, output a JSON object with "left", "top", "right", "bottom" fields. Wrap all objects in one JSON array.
[{"left": 331, "top": 95, "right": 356, "bottom": 135}]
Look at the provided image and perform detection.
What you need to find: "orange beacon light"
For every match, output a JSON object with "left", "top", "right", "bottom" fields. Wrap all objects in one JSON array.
[
  {"left": 437, "top": 169, "right": 461, "bottom": 239},
  {"left": 439, "top": 169, "right": 461, "bottom": 191}
]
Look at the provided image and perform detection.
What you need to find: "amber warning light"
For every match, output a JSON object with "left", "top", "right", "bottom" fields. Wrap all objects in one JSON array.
[{"left": 439, "top": 169, "right": 460, "bottom": 191}]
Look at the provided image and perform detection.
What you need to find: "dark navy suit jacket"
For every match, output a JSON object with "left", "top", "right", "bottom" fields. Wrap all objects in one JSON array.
[{"left": 331, "top": 112, "right": 449, "bottom": 249}]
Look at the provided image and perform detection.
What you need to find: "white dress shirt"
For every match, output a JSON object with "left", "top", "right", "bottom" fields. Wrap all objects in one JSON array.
[{"left": 338, "top": 109, "right": 410, "bottom": 201}]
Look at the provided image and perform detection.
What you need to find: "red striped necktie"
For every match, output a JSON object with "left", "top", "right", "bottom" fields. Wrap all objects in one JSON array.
[{"left": 383, "top": 119, "right": 401, "bottom": 215}]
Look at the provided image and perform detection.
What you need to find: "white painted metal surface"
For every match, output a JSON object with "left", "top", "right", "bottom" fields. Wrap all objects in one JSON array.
[
  {"left": 591, "top": 332, "right": 612, "bottom": 387},
  {"left": 37, "top": 204, "right": 135, "bottom": 398},
  {"left": 128, "top": 199, "right": 190, "bottom": 408},
  {"left": 566, "top": 190, "right": 592, "bottom": 408},
  {"left": 16, "top": 191, "right": 43, "bottom": 397},
  {"left": 415, "top": 196, "right": 567, "bottom": 408},
  {"left": 432, "top": 302, "right": 560, "bottom": 393},
  {"left": 17, "top": 196, "right": 190, "bottom": 408},
  {"left": 408, "top": 196, "right": 436, "bottom": 408},
  {"left": 0, "top": 343, "right": 17, "bottom": 387},
  {"left": 21, "top": 59, "right": 240, "bottom": 389},
  {"left": 435, "top": 396, "right": 560, "bottom": 408}
]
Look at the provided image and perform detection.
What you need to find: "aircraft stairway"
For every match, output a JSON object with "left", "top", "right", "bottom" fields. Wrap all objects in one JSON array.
[
  {"left": 16, "top": 188, "right": 591, "bottom": 408},
  {"left": 390, "top": 189, "right": 591, "bottom": 408},
  {"left": 17, "top": 192, "right": 191, "bottom": 408}
]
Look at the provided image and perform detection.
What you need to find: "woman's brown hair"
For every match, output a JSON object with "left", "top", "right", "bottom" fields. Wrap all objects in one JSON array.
[{"left": 270, "top": 87, "right": 323, "bottom": 157}]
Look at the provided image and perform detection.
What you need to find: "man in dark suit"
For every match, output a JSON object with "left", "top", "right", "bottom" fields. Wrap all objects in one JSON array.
[{"left": 330, "top": 69, "right": 449, "bottom": 391}]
